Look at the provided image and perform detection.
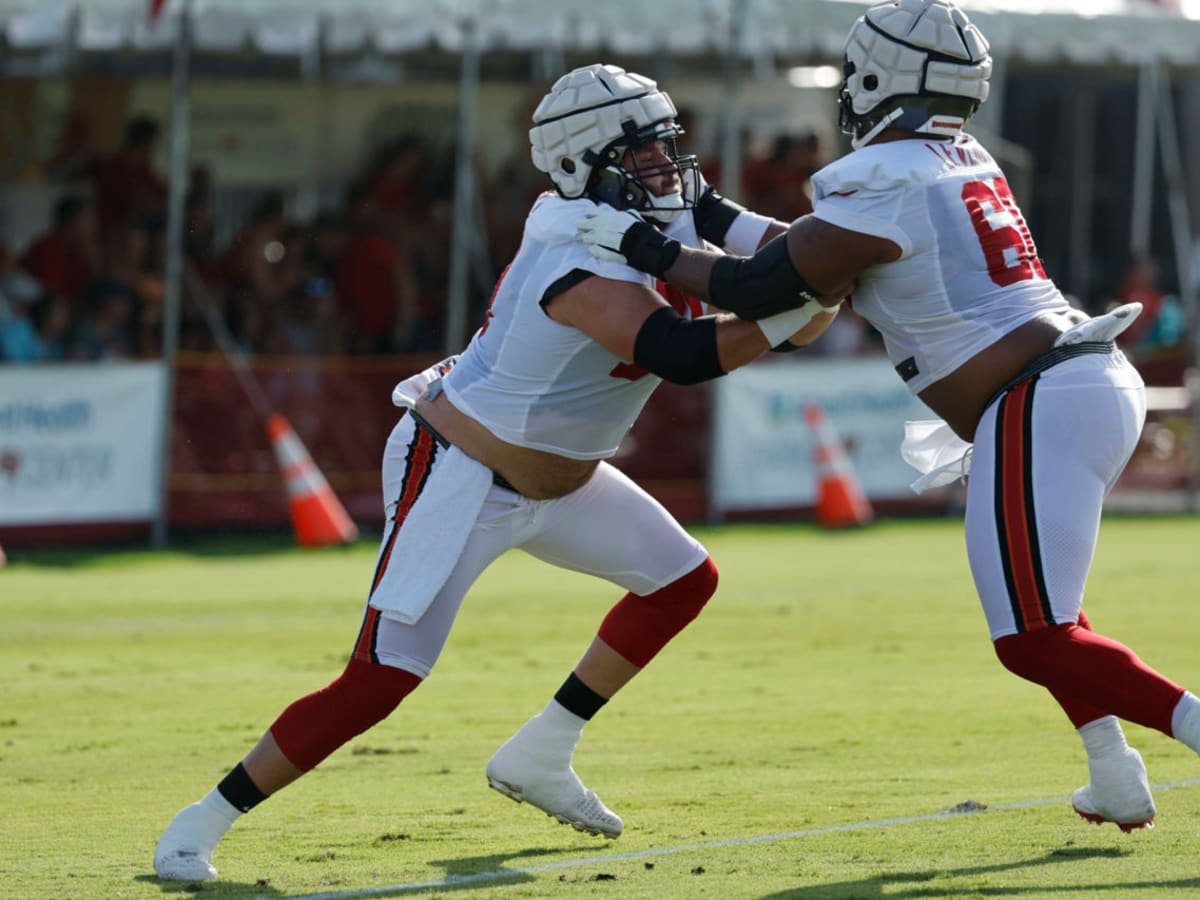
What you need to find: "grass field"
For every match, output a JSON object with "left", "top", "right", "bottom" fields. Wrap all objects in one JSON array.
[{"left": 4, "top": 516, "right": 1200, "bottom": 899}]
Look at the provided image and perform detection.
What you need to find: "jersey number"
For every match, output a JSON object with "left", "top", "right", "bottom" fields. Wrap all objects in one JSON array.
[{"left": 961, "top": 178, "right": 1047, "bottom": 287}]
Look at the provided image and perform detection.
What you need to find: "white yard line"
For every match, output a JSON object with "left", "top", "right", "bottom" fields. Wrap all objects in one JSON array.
[{"left": 269, "top": 777, "right": 1200, "bottom": 900}]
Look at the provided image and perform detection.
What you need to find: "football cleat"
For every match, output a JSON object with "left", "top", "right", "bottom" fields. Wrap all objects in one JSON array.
[
  {"left": 1072, "top": 747, "right": 1156, "bottom": 833},
  {"left": 153, "top": 802, "right": 223, "bottom": 881},
  {"left": 486, "top": 738, "right": 623, "bottom": 838}
]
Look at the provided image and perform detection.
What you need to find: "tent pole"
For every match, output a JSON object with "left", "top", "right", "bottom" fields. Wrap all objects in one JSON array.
[
  {"left": 1154, "top": 72, "right": 1199, "bottom": 512},
  {"left": 1130, "top": 60, "right": 1159, "bottom": 257},
  {"left": 717, "top": 0, "right": 746, "bottom": 199},
  {"left": 444, "top": 14, "right": 482, "bottom": 355},
  {"left": 152, "top": 0, "right": 192, "bottom": 549},
  {"left": 1067, "top": 87, "right": 1096, "bottom": 305}
]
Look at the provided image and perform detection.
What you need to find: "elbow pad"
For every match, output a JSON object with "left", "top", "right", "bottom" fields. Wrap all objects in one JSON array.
[
  {"left": 708, "top": 234, "right": 823, "bottom": 320},
  {"left": 633, "top": 306, "right": 726, "bottom": 386}
]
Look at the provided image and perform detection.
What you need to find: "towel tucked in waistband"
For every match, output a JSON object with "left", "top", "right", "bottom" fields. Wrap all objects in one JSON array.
[{"left": 407, "top": 408, "right": 519, "bottom": 494}]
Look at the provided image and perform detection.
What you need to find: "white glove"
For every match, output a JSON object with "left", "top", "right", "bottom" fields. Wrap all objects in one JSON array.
[{"left": 577, "top": 208, "right": 646, "bottom": 264}]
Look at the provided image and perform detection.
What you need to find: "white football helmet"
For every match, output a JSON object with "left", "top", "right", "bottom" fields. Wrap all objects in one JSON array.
[
  {"left": 529, "top": 63, "right": 699, "bottom": 223},
  {"left": 839, "top": 0, "right": 992, "bottom": 149}
]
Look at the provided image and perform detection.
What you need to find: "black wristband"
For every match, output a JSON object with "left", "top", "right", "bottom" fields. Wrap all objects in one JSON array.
[
  {"left": 692, "top": 186, "right": 746, "bottom": 247},
  {"left": 619, "top": 220, "right": 681, "bottom": 278}
]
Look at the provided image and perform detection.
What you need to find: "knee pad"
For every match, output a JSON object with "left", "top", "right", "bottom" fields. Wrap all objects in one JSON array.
[
  {"left": 271, "top": 657, "right": 421, "bottom": 772},
  {"left": 598, "top": 556, "right": 719, "bottom": 668}
]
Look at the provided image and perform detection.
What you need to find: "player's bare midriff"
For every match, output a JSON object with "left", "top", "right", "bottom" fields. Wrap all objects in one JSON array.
[
  {"left": 412, "top": 388, "right": 600, "bottom": 500},
  {"left": 918, "top": 310, "right": 1089, "bottom": 444}
]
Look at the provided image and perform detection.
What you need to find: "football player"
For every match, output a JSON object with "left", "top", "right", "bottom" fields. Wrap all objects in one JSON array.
[
  {"left": 154, "top": 63, "right": 843, "bottom": 881},
  {"left": 578, "top": 0, "right": 1200, "bottom": 834}
]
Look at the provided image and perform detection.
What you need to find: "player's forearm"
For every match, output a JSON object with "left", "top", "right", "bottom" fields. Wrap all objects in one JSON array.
[{"left": 660, "top": 246, "right": 719, "bottom": 303}]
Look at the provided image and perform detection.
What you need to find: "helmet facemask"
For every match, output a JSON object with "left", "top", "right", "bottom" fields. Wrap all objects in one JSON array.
[{"left": 586, "top": 119, "right": 700, "bottom": 224}]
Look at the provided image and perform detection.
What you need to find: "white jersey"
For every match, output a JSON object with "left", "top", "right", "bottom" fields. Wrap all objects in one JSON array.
[
  {"left": 811, "top": 133, "right": 1073, "bottom": 394},
  {"left": 442, "top": 192, "right": 706, "bottom": 460}
]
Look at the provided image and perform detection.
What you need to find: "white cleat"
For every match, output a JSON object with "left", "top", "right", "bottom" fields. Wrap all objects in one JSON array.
[
  {"left": 153, "top": 802, "right": 222, "bottom": 881},
  {"left": 486, "top": 739, "right": 623, "bottom": 838},
  {"left": 1072, "top": 747, "right": 1156, "bottom": 833}
]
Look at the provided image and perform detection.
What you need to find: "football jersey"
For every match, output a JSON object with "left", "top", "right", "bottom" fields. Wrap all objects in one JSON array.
[
  {"left": 442, "top": 192, "right": 706, "bottom": 460},
  {"left": 811, "top": 133, "right": 1073, "bottom": 394}
]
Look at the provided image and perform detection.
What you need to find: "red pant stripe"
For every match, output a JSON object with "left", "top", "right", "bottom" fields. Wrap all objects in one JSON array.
[
  {"left": 358, "top": 422, "right": 438, "bottom": 662},
  {"left": 994, "top": 378, "right": 1054, "bottom": 631}
]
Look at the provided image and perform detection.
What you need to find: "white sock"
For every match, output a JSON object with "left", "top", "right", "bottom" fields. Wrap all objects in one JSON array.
[
  {"left": 1078, "top": 715, "right": 1129, "bottom": 759},
  {"left": 1170, "top": 691, "right": 1200, "bottom": 753},
  {"left": 192, "top": 788, "right": 242, "bottom": 844},
  {"left": 515, "top": 700, "right": 586, "bottom": 766}
]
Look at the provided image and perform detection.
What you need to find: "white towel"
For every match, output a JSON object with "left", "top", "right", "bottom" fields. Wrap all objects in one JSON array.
[
  {"left": 901, "top": 419, "right": 973, "bottom": 495},
  {"left": 1055, "top": 302, "right": 1142, "bottom": 346},
  {"left": 368, "top": 442, "right": 493, "bottom": 625},
  {"left": 392, "top": 355, "right": 459, "bottom": 410}
]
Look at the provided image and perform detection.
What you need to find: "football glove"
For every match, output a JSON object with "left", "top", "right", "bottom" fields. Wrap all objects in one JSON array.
[{"left": 577, "top": 208, "right": 681, "bottom": 278}]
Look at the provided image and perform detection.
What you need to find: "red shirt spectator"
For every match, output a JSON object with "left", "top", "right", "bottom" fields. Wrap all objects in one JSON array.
[
  {"left": 86, "top": 115, "right": 167, "bottom": 237},
  {"left": 335, "top": 231, "right": 405, "bottom": 345},
  {"left": 20, "top": 194, "right": 99, "bottom": 309}
]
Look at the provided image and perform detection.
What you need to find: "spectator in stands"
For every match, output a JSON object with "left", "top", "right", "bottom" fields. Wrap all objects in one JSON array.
[
  {"left": 742, "top": 131, "right": 824, "bottom": 220},
  {"left": 19, "top": 193, "right": 99, "bottom": 313},
  {"left": 68, "top": 284, "right": 134, "bottom": 361},
  {"left": 335, "top": 186, "right": 420, "bottom": 354},
  {"left": 1112, "top": 254, "right": 1186, "bottom": 354},
  {"left": 358, "top": 135, "right": 432, "bottom": 247},
  {"left": 267, "top": 274, "right": 346, "bottom": 357},
  {"left": 86, "top": 115, "right": 168, "bottom": 239},
  {"left": 0, "top": 262, "right": 70, "bottom": 363},
  {"left": 486, "top": 90, "right": 559, "bottom": 268},
  {"left": 221, "top": 191, "right": 297, "bottom": 352}
]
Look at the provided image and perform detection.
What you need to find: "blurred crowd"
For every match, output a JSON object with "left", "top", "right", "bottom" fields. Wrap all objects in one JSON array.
[{"left": 3, "top": 112, "right": 1185, "bottom": 367}]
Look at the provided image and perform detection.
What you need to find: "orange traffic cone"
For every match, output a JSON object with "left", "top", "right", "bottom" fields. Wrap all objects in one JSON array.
[
  {"left": 267, "top": 413, "right": 359, "bottom": 547},
  {"left": 804, "top": 403, "right": 873, "bottom": 529}
]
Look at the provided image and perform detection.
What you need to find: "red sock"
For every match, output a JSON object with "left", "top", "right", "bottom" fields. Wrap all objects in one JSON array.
[
  {"left": 270, "top": 658, "right": 421, "bottom": 771},
  {"left": 597, "top": 556, "right": 718, "bottom": 667},
  {"left": 994, "top": 622, "right": 1183, "bottom": 735},
  {"left": 1045, "top": 610, "right": 1111, "bottom": 728}
]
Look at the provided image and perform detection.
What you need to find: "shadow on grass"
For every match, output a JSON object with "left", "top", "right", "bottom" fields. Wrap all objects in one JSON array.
[
  {"left": 417, "top": 845, "right": 595, "bottom": 894},
  {"left": 133, "top": 844, "right": 588, "bottom": 898},
  {"left": 134, "top": 872, "right": 286, "bottom": 896},
  {"left": 756, "top": 846, "right": 1200, "bottom": 898}
]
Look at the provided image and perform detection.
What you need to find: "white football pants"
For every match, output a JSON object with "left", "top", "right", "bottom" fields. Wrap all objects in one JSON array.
[
  {"left": 354, "top": 414, "right": 708, "bottom": 678},
  {"left": 965, "top": 350, "right": 1146, "bottom": 640}
]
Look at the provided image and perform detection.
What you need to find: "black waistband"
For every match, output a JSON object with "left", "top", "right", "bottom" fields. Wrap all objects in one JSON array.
[
  {"left": 986, "top": 341, "right": 1115, "bottom": 410},
  {"left": 406, "top": 408, "right": 520, "bottom": 494}
]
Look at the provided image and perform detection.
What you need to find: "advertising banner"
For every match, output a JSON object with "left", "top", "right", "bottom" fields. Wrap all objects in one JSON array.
[
  {"left": 0, "top": 362, "right": 166, "bottom": 525},
  {"left": 709, "top": 356, "right": 940, "bottom": 515}
]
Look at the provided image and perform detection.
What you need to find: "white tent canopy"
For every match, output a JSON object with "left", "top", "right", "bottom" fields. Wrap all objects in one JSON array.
[{"left": 3, "top": 0, "right": 1200, "bottom": 67}]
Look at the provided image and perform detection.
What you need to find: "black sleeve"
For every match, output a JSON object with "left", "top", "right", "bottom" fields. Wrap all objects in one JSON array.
[{"left": 708, "top": 234, "right": 822, "bottom": 320}]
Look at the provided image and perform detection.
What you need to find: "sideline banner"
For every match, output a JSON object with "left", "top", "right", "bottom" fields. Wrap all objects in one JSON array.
[
  {"left": 709, "top": 356, "right": 939, "bottom": 516},
  {"left": 0, "top": 362, "right": 167, "bottom": 525}
]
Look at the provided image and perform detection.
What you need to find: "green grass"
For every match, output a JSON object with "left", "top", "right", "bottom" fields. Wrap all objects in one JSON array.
[{"left": 3, "top": 517, "right": 1200, "bottom": 899}]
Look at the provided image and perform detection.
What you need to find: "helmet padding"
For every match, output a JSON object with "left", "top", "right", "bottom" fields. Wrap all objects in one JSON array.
[
  {"left": 529, "top": 63, "right": 697, "bottom": 222},
  {"left": 839, "top": 0, "right": 991, "bottom": 148}
]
